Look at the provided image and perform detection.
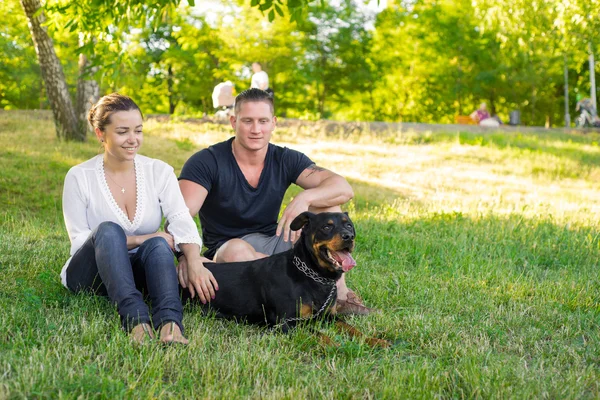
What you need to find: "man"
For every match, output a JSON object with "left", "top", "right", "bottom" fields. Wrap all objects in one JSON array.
[
  {"left": 250, "top": 62, "right": 273, "bottom": 98},
  {"left": 177, "top": 88, "right": 372, "bottom": 315},
  {"left": 212, "top": 81, "right": 235, "bottom": 120}
]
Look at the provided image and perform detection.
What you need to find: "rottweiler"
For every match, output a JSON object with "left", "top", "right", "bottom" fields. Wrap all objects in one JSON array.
[{"left": 185, "top": 211, "right": 389, "bottom": 347}]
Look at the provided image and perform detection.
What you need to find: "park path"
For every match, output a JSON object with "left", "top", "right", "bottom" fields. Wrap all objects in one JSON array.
[{"left": 148, "top": 113, "right": 597, "bottom": 136}]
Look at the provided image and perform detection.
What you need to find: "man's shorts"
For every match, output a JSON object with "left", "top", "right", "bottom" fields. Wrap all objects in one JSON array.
[{"left": 240, "top": 232, "right": 292, "bottom": 256}]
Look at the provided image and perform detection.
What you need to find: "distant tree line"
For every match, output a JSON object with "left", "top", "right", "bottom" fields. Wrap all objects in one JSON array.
[{"left": 1, "top": 0, "right": 599, "bottom": 139}]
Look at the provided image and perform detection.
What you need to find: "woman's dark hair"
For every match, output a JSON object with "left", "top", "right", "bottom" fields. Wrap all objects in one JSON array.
[{"left": 88, "top": 93, "right": 143, "bottom": 132}]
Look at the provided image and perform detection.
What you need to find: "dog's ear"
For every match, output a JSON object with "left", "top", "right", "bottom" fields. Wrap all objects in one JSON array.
[
  {"left": 290, "top": 212, "right": 315, "bottom": 231},
  {"left": 344, "top": 212, "right": 349, "bottom": 216}
]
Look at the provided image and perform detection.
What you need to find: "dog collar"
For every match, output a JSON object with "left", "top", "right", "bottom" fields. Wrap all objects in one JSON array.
[
  {"left": 272, "top": 257, "right": 338, "bottom": 330},
  {"left": 293, "top": 256, "right": 335, "bottom": 286}
]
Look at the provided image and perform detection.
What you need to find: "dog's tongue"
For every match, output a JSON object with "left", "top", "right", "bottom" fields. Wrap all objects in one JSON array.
[{"left": 333, "top": 250, "right": 356, "bottom": 272}]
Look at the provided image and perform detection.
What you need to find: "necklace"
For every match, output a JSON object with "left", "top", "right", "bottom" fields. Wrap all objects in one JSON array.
[{"left": 104, "top": 169, "right": 129, "bottom": 194}]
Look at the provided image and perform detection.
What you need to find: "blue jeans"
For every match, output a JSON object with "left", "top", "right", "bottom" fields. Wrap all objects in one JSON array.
[{"left": 66, "top": 221, "right": 184, "bottom": 333}]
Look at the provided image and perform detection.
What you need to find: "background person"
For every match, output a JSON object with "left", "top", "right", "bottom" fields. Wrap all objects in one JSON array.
[
  {"left": 176, "top": 88, "right": 374, "bottom": 315},
  {"left": 470, "top": 102, "right": 500, "bottom": 127},
  {"left": 61, "top": 93, "right": 217, "bottom": 345},
  {"left": 212, "top": 80, "right": 235, "bottom": 120},
  {"left": 575, "top": 96, "right": 600, "bottom": 127},
  {"left": 250, "top": 62, "right": 273, "bottom": 98}
]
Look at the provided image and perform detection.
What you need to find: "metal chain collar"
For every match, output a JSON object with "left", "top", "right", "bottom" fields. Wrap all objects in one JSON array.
[
  {"left": 293, "top": 256, "right": 335, "bottom": 286},
  {"left": 273, "top": 256, "right": 337, "bottom": 329}
]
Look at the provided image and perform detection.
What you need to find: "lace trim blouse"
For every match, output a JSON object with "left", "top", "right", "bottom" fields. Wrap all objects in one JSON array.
[{"left": 60, "top": 154, "right": 202, "bottom": 287}]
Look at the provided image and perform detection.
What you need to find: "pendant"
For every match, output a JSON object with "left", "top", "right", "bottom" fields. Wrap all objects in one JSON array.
[{"left": 121, "top": 188, "right": 125, "bottom": 194}]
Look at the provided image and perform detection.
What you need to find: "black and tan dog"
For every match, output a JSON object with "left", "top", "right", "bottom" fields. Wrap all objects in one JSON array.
[{"left": 185, "top": 211, "right": 389, "bottom": 347}]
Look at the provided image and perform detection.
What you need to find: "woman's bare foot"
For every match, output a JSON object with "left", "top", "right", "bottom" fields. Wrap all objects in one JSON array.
[
  {"left": 130, "top": 323, "right": 154, "bottom": 345},
  {"left": 159, "top": 321, "right": 189, "bottom": 345}
]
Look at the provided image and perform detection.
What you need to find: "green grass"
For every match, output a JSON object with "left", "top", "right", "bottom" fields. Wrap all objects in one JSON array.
[{"left": 1, "top": 110, "right": 600, "bottom": 398}]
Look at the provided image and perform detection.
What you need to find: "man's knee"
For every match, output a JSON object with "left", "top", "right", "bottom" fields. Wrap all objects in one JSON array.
[
  {"left": 215, "top": 239, "right": 259, "bottom": 263},
  {"left": 308, "top": 205, "right": 342, "bottom": 214}
]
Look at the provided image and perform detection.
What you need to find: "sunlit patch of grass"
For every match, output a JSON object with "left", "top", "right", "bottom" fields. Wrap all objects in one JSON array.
[
  {"left": 174, "top": 137, "right": 196, "bottom": 151},
  {"left": 2, "top": 110, "right": 600, "bottom": 398}
]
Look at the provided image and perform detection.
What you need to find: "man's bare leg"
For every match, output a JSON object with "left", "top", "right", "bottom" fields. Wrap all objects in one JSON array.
[{"left": 214, "top": 239, "right": 268, "bottom": 263}]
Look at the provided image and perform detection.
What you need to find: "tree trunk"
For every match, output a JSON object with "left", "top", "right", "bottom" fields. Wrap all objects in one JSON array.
[
  {"left": 167, "top": 64, "right": 176, "bottom": 114},
  {"left": 489, "top": 91, "right": 496, "bottom": 116},
  {"left": 317, "top": 51, "right": 327, "bottom": 117},
  {"left": 456, "top": 63, "right": 463, "bottom": 115},
  {"left": 20, "top": 0, "right": 82, "bottom": 141},
  {"left": 76, "top": 53, "right": 99, "bottom": 136}
]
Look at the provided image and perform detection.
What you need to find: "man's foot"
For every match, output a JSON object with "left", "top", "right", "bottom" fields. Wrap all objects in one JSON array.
[
  {"left": 130, "top": 323, "right": 154, "bottom": 345},
  {"left": 159, "top": 321, "right": 189, "bottom": 345},
  {"left": 336, "top": 291, "right": 378, "bottom": 316}
]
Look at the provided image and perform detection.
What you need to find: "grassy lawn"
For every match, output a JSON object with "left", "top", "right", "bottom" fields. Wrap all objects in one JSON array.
[{"left": 1, "top": 110, "right": 600, "bottom": 399}]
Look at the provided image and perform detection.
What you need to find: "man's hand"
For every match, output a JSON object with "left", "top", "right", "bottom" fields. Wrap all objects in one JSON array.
[
  {"left": 276, "top": 191, "right": 310, "bottom": 243},
  {"left": 176, "top": 255, "right": 189, "bottom": 288}
]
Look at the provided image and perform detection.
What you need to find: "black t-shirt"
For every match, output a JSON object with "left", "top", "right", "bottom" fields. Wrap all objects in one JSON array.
[{"left": 179, "top": 137, "right": 313, "bottom": 258}]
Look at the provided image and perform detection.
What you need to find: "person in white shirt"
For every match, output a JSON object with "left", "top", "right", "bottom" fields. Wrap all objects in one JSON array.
[
  {"left": 61, "top": 93, "right": 218, "bottom": 345},
  {"left": 250, "top": 62, "right": 273, "bottom": 98}
]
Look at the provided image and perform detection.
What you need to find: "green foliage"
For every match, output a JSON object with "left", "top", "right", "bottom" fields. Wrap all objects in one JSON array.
[
  {"left": 4, "top": 0, "right": 600, "bottom": 126},
  {"left": 0, "top": 0, "right": 43, "bottom": 109}
]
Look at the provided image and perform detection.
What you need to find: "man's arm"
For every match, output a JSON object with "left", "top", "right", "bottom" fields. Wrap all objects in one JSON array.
[
  {"left": 276, "top": 164, "right": 354, "bottom": 242},
  {"left": 179, "top": 179, "right": 209, "bottom": 217},
  {"left": 165, "top": 178, "right": 207, "bottom": 243}
]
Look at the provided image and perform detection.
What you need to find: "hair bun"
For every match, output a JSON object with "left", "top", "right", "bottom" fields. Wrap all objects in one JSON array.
[{"left": 87, "top": 93, "right": 142, "bottom": 132}]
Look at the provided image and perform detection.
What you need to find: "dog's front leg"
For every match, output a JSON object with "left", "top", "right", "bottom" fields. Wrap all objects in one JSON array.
[
  {"left": 334, "top": 320, "right": 391, "bottom": 348},
  {"left": 269, "top": 307, "right": 296, "bottom": 334},
  {"left": 278, "top": 320, "right": 292, "bottom": 333},
  {"left": 316, "top": 331, "right": 340, "bottom": 347}
]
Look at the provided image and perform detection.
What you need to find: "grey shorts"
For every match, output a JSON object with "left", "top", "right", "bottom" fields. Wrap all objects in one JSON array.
[{"left": 240, "top": 232, "right": 293, "bottom": 256}]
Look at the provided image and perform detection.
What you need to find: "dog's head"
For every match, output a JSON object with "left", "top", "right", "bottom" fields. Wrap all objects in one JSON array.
[{"left": 290, "top": 212, "right": 357, "bottom": 274}]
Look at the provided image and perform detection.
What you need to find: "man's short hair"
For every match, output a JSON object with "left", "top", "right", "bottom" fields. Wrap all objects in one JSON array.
[{"left": 234, "top": 88, "right": 274, "bottom": 115}]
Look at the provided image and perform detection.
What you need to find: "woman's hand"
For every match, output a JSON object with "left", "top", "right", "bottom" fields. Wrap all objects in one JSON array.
[
  {"left": 177, "top": 255, "right": 215, "bottom": 288},
  {"left": 186, "top": 258, "right": 219, "bottom": 303},
  {"left": 127, "top": 232, "right": 175, "bottom": 250}
]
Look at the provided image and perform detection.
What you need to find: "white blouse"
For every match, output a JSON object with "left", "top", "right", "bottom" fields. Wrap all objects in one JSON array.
[{"left": 61, "top": 154, "right": 202, "bottom": 287}]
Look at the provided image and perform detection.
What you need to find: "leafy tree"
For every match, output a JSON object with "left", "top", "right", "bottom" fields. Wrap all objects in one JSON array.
[
  {"left": 17, "top": 0, "right": 311, "bottom": 140},
  {"left": 473, "top": 0, "right": 599, "bottom": 125},
  {"left": 19, "top": 0, "right": 81, "bottom": 140},
  {"left": 10, "top": 0, "right": 600, "bottom": 128},
  {"left": 292, "top": 0, "right": 377, "bottom": 119},
  {"left": 0, "top": 0, "right": 42, "bottom": 109}
]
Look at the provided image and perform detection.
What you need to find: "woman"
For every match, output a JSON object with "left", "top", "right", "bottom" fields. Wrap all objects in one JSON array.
[
  {"left": 470, "top": 102, "right": 500, "bottom": 127},
  {"left": 61, "top": 93, "right": 218, "bottom": 345}
]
